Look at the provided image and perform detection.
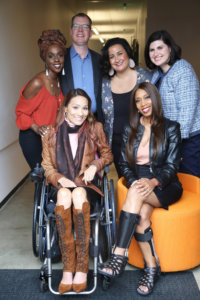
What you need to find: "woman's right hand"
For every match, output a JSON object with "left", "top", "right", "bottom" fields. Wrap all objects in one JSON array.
[
  {"left": 58, "top": 177, "right": 77, "bottom": 188},
  {"left": 30, "top": 123, "right": 49, "bottom": 137}
]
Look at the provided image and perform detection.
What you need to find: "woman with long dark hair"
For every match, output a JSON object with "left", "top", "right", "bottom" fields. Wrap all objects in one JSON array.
[
  {"left": 42, "top": 88, "right": 113, "bottom": 294},
  {"left": 98, "top": 82, "right": 183, "bottom": 296}
]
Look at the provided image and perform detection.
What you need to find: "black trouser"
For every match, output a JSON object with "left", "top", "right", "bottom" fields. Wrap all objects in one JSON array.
[
  {"left": 180, "top": 134, "right": 200, "bottom": 177},
  {"left": 112, "top": 134, "right": 123, "bottom": 178},
  {"left": 19, "top": 129, "right": 42, "bottom": 170}
]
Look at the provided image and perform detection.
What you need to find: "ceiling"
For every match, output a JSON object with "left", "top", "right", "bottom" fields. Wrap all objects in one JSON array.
[{"left": 76, "top": 0, "right": 147, "bottom": 46}]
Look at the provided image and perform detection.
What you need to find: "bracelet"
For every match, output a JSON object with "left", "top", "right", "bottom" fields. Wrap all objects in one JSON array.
[{"left": 130, "top": 180, "right": 138, "bottom": 187}]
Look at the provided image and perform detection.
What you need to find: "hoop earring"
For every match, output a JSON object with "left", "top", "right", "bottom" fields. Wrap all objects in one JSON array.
[
  {"left": 109, "top": 68, "right": 114, "bottom": 77},
  {"left": 62, "top": 68, "right": 65, "bottom": 75},
  {"left": 129, "top": 58, "right": 135, "bottom": 69}
]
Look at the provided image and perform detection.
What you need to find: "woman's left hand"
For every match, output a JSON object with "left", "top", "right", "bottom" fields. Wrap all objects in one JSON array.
[
  {"left": 135, "top": 178, "right": 157, "bottom": 197},
  {"left": 83, "top": 165, "right": 97, "bottom": 185}
]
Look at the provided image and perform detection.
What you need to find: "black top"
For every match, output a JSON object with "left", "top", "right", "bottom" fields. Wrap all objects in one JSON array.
[{"left": 112, "top": 90, "right": 132, "bottom": 138}]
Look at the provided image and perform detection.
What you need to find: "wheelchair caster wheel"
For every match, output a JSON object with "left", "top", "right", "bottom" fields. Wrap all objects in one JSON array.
[
  {"left": 102, "top": 276, "right": 111, "bottom": 290},
  {"left": 40, "top": 280, "right": 48, "bottom": 292}
]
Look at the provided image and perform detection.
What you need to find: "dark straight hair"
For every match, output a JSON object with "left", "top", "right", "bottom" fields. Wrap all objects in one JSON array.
[
  {"left": 145, "top": 30, "right": 182, "bottom": 70},
  {"left": 126, "top": 82, "right": 164, "bottom": 167}
]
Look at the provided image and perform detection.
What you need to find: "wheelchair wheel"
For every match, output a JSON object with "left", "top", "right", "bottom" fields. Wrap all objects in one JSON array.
[
  {"left": 91, "top": 220, "right": 108, "bottom": 262},
  {"left": 102, "top": 174, "right": 117, "bottom": 255},
  {"left": 40, "top": 264, "right": 48, "bottom": 292},
  {"left": 110, "top": 179, "right": 117, "bottom": 246},
  {"left": 38, "top": 181, "right": 48, "bottom": 262},
  {"left": 32, "top": 182, "right": 42, "bottom": 257},
  {"left": 98, "top": 223, "right": 109, "bottom": 262},
  {"left": 102, "top": 276, "right": 112, "bottom": 290}
]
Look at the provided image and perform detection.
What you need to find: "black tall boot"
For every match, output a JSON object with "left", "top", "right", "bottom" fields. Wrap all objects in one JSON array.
[{"left": 98, "top": 210, "right": 140, "bottom": 278}]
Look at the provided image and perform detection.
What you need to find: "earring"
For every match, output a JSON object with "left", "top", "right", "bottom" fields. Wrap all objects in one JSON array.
[
  {"left": 62, "top": 68, "right": 65, "bottom": 75},
  {"left": 129, "top": 58, "right": 135, "bottom": 69},
  {"left": 45, "top": 65, "right": 49, "bottom": 76},
  {"left": 109, "top": 68, "right": 114, "bottom": 77}
]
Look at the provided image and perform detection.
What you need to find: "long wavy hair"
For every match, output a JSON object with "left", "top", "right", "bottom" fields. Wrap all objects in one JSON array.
[
  {"left": 49, "top": 89, "right": 96, "bottom": 148},
  {"left": 126, "top": 82, "right": 164, "bottom": 168}
]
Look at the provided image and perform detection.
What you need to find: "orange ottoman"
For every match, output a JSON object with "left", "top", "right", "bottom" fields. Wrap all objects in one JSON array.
[{"left": 117, "top": 173, "right": 200, "bottom": 272}]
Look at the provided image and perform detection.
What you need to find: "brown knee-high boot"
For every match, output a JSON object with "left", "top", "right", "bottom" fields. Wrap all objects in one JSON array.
[
  {"left": 55, "top": 205, "right": 75, "bottom": 294},
  {"left": 73, "top": 202, "right": 90, "bottom": 293}
]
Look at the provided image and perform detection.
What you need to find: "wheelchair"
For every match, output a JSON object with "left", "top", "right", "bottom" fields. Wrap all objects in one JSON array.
[{"left": 30, "top": 163, "right": 117, "bottom": 295}]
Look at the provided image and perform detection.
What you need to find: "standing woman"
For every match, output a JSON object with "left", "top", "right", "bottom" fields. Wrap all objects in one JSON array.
[
  {"left": 42, "top": 89, "right": 113, "bottom": 294},
  {"left": 101, "top": 37, "right": 152, "bottom": 178},
  {"left": 145, "top": 30, "right": 200, "bottom": 177},
  {"left": 98, "top": 82, "right": 183, "bottom": 296},
  {"left": 15, "top": 30, "right": 66, "bottom": 170}
]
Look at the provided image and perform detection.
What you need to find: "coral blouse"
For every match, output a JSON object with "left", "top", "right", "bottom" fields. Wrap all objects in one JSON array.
[{"left": 15, "top": 83, "right": 64, "bottom": 130}]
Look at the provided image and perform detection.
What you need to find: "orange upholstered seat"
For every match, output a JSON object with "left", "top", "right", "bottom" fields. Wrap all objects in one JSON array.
[{"left": 117, "top": 173, "right": 200, "bottom": 272}]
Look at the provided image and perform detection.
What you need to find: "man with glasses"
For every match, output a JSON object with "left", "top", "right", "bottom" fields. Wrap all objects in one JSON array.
[{"left": 60, "top": 12, "right": 103, "bottom": 122}]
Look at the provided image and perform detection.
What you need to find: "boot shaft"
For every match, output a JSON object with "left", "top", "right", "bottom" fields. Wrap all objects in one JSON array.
[
  {"left": 55, "top": 205, "right": 75, "bottom": 272},
  {"left": 73, "top": 202, "right": 90, "bottom": 273}
]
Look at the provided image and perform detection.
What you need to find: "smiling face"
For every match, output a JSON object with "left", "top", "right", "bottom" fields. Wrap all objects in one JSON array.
[
  {"left": 65, "top": 95, "right": 89, "bottom": 126},
  {"left": 45, "top": 44, "right": 64, "bottom": 74},
  {"left": 149, "top": 39, "right": 171, "bottom": 72},
  {"left": 70, "top": 16, "right": 92, "bottom": 47},
  {"left": 135, "top": 88, "right": 153, "bottom": 120},
  {"left": 108, "top": 44, "right": 129, "bottom": 73}
]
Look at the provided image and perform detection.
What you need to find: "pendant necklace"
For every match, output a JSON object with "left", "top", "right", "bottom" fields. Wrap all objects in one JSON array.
[{"left": 48, "top": 76, "right": 62, "bottom": 111}]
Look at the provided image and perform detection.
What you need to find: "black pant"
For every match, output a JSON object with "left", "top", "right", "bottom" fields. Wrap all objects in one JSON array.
[
  {"left": 180, "top": 134, "right": 200, "bottom": 178},
  {"left": 112, "top": 134, "right": 123, "bottom": 178},
  {"left": 19, "top": 129, "right": 42, "bottom": 170}
]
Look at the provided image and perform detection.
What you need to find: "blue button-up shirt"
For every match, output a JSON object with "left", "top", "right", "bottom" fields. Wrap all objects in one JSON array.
[{"left": 70, "top": 46, "right": 96, "bottom": 113}]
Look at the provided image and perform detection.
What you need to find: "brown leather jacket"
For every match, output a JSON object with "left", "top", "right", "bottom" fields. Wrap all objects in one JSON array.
[{"left": 41, "top": 121, "right": 113, "bottom": 195}]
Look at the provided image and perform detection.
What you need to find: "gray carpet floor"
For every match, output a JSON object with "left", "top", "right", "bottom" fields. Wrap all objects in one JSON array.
[{"left": 0, "top": 269, "right": 199, "bottom": 300}]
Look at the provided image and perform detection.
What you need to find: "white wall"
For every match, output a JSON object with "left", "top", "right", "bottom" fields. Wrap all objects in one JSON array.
[
  {"left": 0, "top": 0, "right": 74, "bottom": 203},
  {"left": 146, "top": 0, "right": 200, "bottom": 79},
  {"left": 0, "top": 0, "right": 101, "bottom": 203}
]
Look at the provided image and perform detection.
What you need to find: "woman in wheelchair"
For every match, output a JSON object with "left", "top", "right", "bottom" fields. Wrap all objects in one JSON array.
[
  {"left": 41, "top": 88, "right": 113, "bottom": 294},
  {"left": 98, "top": 82, "right": 183, "bottom": 295}
]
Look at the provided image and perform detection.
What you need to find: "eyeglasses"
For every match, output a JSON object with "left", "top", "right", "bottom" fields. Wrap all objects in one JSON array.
[{"left": 72, "top": 23, "right": 91, "bottom": 30}]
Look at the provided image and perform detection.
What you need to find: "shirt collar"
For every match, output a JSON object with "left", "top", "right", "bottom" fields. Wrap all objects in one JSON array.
[{"left": 70, "top": 45, "right": 90, "bottom": 59}]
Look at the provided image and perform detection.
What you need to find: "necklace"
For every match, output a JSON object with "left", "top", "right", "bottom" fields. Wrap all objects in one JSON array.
[{"left": 47, "top": 75, "right": 62, "bottom": 111}]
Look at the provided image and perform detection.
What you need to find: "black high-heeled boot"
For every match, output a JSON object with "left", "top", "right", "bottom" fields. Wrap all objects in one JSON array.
[{"left": 98, "top": 210, "right": 140, "bottom": 278}]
